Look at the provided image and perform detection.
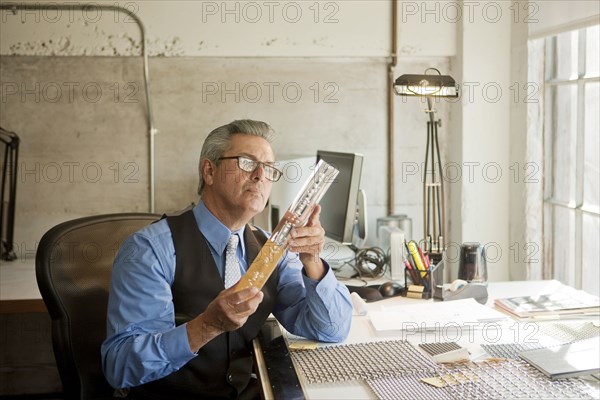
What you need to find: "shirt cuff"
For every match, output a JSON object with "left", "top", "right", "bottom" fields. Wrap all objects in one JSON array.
[
  {"left": 161, "top": 323, "right": 196, "bottom": 362},
  {"left": 302, "top": 260, "right": 338, "bottom": 299}
]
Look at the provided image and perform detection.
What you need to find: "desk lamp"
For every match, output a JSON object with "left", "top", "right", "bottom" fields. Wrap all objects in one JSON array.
[{"left": 393, "top": 68, "right": 459, "bottom": 262}]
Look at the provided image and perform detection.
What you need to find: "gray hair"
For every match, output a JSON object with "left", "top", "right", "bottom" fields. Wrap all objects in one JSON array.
[{"left": 197, "top": 119, "right": 274, "bottom": 194}]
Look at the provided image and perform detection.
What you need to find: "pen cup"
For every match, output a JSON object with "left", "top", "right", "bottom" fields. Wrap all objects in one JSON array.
[{"left": 403, "top": 257, "right": 444, "bottom": 300}]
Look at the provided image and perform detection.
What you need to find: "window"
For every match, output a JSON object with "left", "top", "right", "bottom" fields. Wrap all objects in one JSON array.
[{"left": 543, "top": 25, "right": 600, "bottom": 296}]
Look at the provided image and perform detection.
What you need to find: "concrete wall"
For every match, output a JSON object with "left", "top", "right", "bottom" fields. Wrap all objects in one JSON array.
[
  {"left": 2, "top": 3, "right": 598, "bottom": 397},
  {"left": 1, "top": 0, "right": 392, "bottom": 57},
  {"left": 1, "top": 54, "right": 396, "bottom": 255},
  {"left": 6, "top": 0, "right": 593, "bottom": 281},
  {"left": 0, "top": 1, "right": 458, "bottom": 263},
  {"left": 0, "top": 6, "right": 450, "bottom": 391}
]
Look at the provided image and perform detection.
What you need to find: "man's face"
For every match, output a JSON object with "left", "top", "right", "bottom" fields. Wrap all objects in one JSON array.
[{"left": 205, "top": 134, "right": 275, "bottom": 222}]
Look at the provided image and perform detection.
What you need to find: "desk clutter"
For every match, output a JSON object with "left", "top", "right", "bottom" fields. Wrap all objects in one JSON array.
[
  {"left": 402, "top": 240, "right": 443, "bottom": 300},
  {"left": 336, "top": 239, "right": 493, "bottom": 305},
  {"left": 289, "top": 333, "right": 599, "bottom": 399}
]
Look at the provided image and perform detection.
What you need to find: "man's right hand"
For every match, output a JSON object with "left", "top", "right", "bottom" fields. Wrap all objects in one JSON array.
[{"left": 186, "top": 286, "right": 264, "bottom": 353}]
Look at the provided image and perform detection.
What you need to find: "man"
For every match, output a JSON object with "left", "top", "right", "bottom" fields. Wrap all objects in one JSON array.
[{"left": 101, "top": 120, "right": 352, "bottom": 399}]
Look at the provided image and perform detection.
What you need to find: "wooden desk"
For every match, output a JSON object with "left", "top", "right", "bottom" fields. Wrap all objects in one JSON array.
[
  {"left": 0, "top": 258, "right": 46, "bottom": 313},
  {"left": 0, "top": 258, "right": 59, "bottom": 396}
]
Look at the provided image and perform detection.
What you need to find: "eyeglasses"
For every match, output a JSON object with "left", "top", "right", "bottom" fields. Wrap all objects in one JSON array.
[{"left": 218, "top": 156, "right": 283, "bottom": 182}]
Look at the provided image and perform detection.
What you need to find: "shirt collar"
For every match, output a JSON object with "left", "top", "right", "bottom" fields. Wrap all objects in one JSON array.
[{"left": 194, "top": 200, "right": 246, "bottom": 257}]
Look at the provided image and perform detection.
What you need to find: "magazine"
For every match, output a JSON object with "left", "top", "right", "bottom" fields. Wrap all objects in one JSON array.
[{"left": 494, "top": 285, "right": 600, "bottom": 318}]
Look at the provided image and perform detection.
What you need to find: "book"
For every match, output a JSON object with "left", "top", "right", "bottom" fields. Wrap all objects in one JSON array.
[
  {"left": 519, "top": 337, "right": 600, "bottom": 379},
  {"left": 494, "top": 285, "right": 600, "bottom": 319}
]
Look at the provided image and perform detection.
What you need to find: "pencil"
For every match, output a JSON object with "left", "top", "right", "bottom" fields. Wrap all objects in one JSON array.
[{"left": 404, "top": 259, "right": 421, "bottom": 285}]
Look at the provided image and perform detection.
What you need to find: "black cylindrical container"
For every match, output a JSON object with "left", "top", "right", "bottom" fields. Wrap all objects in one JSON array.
[{"left": 458, "top": 242, "right": 487, "bottom": 284}]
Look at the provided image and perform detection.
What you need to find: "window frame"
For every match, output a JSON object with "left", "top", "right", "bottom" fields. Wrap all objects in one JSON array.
[{"left": 543, "top": 25, "right": 600, "bottom": 294}]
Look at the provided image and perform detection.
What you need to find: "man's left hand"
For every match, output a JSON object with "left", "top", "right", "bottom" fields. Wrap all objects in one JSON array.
[{"left": 288, "top": 205, "right": 326, "bottom": 280}]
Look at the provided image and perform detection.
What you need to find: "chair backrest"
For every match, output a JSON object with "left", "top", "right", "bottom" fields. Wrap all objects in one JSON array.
[{"left": 36, "top": 213, "right": 160, "bottom": 399}]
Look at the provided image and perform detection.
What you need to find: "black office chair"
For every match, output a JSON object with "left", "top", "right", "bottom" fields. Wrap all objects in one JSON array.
[{"left": 36, "top": 213, "right": 160, "bottom": 399}]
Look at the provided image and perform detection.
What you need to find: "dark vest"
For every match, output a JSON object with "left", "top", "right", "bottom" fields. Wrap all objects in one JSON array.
[{"left": 133, "top": 210, "right": 278, "bottom": 399}]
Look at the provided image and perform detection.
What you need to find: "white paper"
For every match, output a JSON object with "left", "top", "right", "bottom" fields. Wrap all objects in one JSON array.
[
  {"left": 351, "top": 292, "right": 368, "bottom": 316},
  {"left": 369, "top": 298, "right": 508, "bottom": 331}
]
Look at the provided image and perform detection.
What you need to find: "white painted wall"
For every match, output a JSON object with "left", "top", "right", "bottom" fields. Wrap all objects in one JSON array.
[
  {"left": 529, "top": 0, "right": 600, "bottom": 38},
  {"left": 448, "top": 0, "right": 513, "bottom": 282},
  {"left": 1, "top": 0, "right": 392, "bottom": 56},
  {"left": 396, "top": 0, "right": 457, "bottom": 56}
]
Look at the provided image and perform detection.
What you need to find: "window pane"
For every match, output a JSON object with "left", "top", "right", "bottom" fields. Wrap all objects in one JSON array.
[
  {"left": 543, "top": 203, "right": 554, "bottom": 279},
  {"left": 552, "top": 206, "right": 576, "bottom": 287},
  {"left": 545, "top": 37, "right": 556, "bottom": 81},
  {"left": 584, "top": 82, "right": 600, "bottom": 212},
  {"left": 543, "top": 83, "right": 554, "bottom": 199},
  {"left": 585, "top": 25, "right": 599, "bottom": 78},
  {"left": 582, "top": 213, "right": 600, "bottom": 297},
  {"left": 556, "top": 30, "right": 578, "bottom": 80},
  {"left": 552, "top": 85, "right": 578, "bottom": 204}
]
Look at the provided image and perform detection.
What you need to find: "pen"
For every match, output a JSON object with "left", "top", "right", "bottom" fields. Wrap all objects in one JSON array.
[
  {"left": 403, "top": 240, "right": 417, "bottom": 270},
  {"left": 424, "top": 254, "right": 431, "bottom": 270},
  {"left": 404, "top": 258, "right": 421, "bottom": 285},
  {"left": 417, "top": 243, "right": 429, "bottom": 269},
  {"left": 404, "top": 241, "right": 423, "bottom": 283},
  {"left": 408, "top": 240, "right": 431, "bottom": 292}
]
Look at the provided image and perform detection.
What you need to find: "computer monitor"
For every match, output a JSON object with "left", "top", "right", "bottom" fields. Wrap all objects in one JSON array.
[{"left": 316, "top": 150, "right": 366, "bottom": 246}]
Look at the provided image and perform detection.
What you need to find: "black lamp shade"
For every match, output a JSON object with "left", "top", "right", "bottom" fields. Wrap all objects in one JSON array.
[{"left": 394, "top": 73, "right": 459, "bottom": 97}]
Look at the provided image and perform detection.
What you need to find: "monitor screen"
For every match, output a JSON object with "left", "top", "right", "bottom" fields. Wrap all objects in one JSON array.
[{"left": 316, "top": 150, "right": 364, "bottom": 245}]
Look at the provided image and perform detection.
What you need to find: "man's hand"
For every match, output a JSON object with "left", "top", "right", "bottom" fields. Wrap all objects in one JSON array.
[
  {"left": 186, "top": 286, "right": 263, "bottom": 353},
  {"left": 288, "top": 205, "right": 326, "bottom": 281}
]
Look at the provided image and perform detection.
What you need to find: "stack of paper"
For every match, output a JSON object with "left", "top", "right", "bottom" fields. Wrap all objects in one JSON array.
[
  {"left": 494, "top": 285, "right": 600, "bottom": 319},
  {"left": 369, "top": 298, "right": 508, "bottom": 331}
]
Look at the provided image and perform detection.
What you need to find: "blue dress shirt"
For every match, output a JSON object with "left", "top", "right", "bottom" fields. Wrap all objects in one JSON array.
[{"left": 101, "top": 201, "right": 352, "bottom": 388}]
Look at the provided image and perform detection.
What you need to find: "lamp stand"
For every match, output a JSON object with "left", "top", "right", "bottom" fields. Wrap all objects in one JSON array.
[
  {"left": 393, "top": 68, "right": 458, "bottom": 262},
  {"left": 423, "top": 97, "right": 445, "bottom": 260}
]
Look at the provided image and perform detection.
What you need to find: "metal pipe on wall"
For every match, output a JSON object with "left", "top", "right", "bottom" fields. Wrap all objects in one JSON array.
[
  {"left": 387, "top": 0, "right": 398, "bottom": 216},
  {"left": 0, "top": 3, "right": 157, "bottom": 213}
]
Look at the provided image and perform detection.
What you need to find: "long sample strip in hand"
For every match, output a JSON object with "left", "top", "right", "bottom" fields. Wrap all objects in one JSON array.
[{"left": 235, "top": 159, "right": 339, "bottom": 292}]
